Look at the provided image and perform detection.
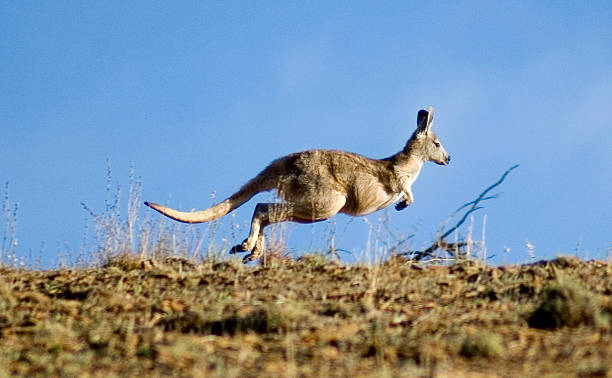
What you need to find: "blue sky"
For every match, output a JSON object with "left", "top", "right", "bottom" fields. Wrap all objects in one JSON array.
[{"left": 1, "top": 2, "right": 611, "bottom": 267}]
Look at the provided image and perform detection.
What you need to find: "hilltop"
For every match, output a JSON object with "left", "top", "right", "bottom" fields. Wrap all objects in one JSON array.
[{"left": 1, "top": 255, "right": 611, "bottom": 377}]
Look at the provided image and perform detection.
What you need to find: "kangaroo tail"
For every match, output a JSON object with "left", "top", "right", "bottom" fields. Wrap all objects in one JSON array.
[
  {"left": 144, "top": 200, "right": 236, "bottom": 224},
  {"left": 145, "top": 172, "right": 278, "bottom": 224}
]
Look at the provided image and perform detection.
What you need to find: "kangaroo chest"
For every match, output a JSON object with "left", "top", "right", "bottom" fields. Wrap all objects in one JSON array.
[{"left": 394, "top": 161, "right": 423, "bottom": 190}]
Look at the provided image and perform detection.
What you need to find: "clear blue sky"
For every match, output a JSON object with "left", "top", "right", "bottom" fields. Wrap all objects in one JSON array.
[{"left": 1, "top": 2, "right": 611, "bottom": 268}]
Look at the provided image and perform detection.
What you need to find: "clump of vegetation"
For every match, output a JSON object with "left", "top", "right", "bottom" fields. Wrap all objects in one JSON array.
[
  {"left": 528, "top": 280, "right": 600, "bottom": 329},
  {"left": 159, "top": 305, "right": 287, "bottom": 336},
  {"left": 79, "top": 162, "right": 228, "bottom": 267},
  {"left": 459, "top": 332, "right": 504, "bottom": 359}
]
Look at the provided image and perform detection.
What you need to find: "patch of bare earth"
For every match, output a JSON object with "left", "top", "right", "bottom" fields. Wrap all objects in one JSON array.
[{"left": 1, "top": 255, "right": 611, "bottom": 377}]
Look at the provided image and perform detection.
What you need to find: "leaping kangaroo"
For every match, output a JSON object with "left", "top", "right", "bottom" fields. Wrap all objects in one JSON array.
[{"left": 145, "top": 106, "right": 450, "bottom": 262}]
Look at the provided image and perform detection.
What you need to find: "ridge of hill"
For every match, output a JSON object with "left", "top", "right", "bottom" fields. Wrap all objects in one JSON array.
[{"left": 1, "top": 255, "right": 611, "bottom": 376}]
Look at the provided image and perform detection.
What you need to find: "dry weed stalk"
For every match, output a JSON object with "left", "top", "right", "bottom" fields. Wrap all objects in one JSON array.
[
  {"left": 1, "top": 182, "right": 19, "bottom": 266},
  {"left": 81, "top": 162, "right": 208, "bottom": 265}
]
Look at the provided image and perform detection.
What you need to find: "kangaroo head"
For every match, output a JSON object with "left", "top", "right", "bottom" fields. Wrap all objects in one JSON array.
[{"left": 409, "top": 106, "right": 451, "bottom": 165}]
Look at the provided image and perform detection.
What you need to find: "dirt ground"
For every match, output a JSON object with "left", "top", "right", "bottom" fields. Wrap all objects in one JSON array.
[{"left": 1, "top": 255, "right": 611, "bottom": 377}]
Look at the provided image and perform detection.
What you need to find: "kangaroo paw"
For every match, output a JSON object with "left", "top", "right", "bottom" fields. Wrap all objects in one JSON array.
[{"left": 395, "top": 200, "right": 408, "bottom": 211}]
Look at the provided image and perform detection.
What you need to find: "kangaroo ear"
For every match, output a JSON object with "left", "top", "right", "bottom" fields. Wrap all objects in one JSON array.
[{"left": 416, "top": 105, "right": 434, "bottom": 134}]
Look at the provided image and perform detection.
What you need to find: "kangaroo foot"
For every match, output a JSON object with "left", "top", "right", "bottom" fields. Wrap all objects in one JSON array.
[
  {"left": 229, "top": 240, "right": 249, "bottom": 254},
  {"left": 242, "top": 249, "right": 263, "bottom": 263},
  {"left": 242, "top": 237, "right": 265, "bottom": 263}
]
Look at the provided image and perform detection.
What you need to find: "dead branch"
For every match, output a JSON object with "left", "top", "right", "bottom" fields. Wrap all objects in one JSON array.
[{"left": 398, "top": 164, "right": 519, "bottom": 261}]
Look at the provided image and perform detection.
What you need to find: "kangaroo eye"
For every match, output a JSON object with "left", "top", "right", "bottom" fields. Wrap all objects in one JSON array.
[{"left": 433, "top": 141, "right": 441, "bottom": 148}]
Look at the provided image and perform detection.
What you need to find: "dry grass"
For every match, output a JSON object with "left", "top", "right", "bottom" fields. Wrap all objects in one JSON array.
[{"left": 1, "top": 255, "right": 611, "bottom": 377}]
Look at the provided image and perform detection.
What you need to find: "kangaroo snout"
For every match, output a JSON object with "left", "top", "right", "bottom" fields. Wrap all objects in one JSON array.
[{"left": 434, "top": 154, "right": 451, "bottom": 166}]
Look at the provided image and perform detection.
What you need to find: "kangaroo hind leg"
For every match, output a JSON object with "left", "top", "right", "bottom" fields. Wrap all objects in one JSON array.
[
  {"left": 232, "top": 195, "right": 346, "bottom": 262},
  {"left": 231, "top": 203, "right": 294, "bottom": 262}
]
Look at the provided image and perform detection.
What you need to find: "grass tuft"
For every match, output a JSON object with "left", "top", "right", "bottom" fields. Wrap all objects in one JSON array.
[
  {"left": 528, "top": 280, "right": 600, "bottom": 329},
  {"left": 459, "top": 332, "right": 504, "bottom": 359},
  {"left": 158, "top": 305, "right": 287, "bottom": 336}
]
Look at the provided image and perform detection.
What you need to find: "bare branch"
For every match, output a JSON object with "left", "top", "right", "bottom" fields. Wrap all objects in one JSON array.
[{"left": 398, "top": 164, "right": 519, "bottom": 261}]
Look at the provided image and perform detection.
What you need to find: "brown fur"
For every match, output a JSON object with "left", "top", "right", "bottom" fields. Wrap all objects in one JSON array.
[{"left": 145, "top": 106, "right": 450, "bottom": 262}]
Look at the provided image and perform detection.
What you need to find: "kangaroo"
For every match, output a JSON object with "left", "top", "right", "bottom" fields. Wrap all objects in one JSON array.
[{"left": 145, "top": 106, "right": 450, "bottom": 262}]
